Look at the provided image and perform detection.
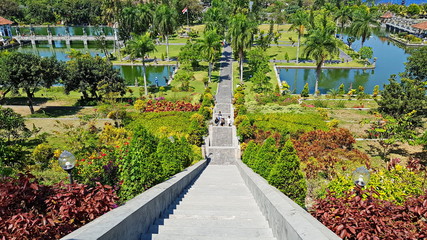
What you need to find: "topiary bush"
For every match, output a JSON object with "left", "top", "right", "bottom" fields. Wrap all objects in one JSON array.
[{"left": 268, "top": 140, "right": 307, "bottom": 207}]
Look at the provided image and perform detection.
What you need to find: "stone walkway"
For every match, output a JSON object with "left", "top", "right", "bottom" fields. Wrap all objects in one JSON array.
[{"left": 141, "top": 45, "right": 276, "bottom": 240}]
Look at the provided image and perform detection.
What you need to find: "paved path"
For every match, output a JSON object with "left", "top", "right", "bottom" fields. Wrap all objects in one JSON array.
[{"left": 142, "top": 45, "right": 276, "bottom": 240}]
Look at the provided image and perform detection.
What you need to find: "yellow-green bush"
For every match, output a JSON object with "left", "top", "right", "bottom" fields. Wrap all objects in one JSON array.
[{"left": 321, "top": 164, "right": 425, "bottom": 204}]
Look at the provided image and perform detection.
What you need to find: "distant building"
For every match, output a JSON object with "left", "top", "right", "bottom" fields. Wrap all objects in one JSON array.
[{"left": 0, "top": 17, "right": 13, "bottom": 41}]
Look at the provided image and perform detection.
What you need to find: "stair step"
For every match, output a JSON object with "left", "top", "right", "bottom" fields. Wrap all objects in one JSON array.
[
  {"left": 153, "top": 217, "right": 271, "bottom": 229},
  {"left": 147, "top": 226, "right": 274, "bottom": 238},
  {"left": 161, "top": 209, "right": 266, "bottom": 219},
  {"left": 142, "top": 233, "right": 276, "bottom": 240}
]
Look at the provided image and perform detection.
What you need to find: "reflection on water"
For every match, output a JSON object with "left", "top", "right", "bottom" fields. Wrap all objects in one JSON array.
[
  {"left": 279, "top": 35, "right": 411, "bottom": 94},
  {"left": 12, "top": 26, "right": 114, "bottom": 36},
  {"left": 12, "top": 43, "right": 173, "bottom": 86}
]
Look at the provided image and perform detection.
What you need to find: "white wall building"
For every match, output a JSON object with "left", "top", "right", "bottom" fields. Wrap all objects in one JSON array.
[{"left": 0, "top": 17, "right": 13, "bottom": 42}]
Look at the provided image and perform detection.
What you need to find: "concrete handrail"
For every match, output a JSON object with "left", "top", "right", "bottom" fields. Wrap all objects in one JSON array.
[
  {"left": 61, "top": 160, "right": 208, "bottom": 240},
  {"left": 235, "top": 159, "right": 341, "bottom": 240}
]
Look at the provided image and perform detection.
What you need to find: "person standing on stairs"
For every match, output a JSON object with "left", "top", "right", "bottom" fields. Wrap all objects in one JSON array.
[{"left": 227, "top": 116, "right": 233, "bottom": 126}]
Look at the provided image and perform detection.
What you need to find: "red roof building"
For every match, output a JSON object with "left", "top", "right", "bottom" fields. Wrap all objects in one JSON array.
[
  {"left": 0, "top": 17, "right": 13, "bottom": 26},
  {"left": 412, "top": 21, "right": 427, "bottom": 31},
  {"left": 380, "top": 12, "right": 394, "bottom": 19}
]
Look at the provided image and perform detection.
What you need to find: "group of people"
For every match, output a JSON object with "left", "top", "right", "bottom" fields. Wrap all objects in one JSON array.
[{"left": 214, "top": 111, "right": 233, "bottom": 127}]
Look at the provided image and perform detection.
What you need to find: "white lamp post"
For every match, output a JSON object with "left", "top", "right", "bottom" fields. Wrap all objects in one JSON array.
[
  {"left": 58, "top": 150, "right": 76, "bottom": 184},
  {"left": 352, "top": 166, "right": 371, "bottom": 187}
]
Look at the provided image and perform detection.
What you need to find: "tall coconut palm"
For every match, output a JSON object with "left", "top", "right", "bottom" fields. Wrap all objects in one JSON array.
[
  {"left": 304, "top": 27, "right": 339, "bottom": 95},
  {"left": 289, "top": 9, "right": 308, "bottom": 64},
  {"left": 154, "top": 4, "right": 177, "bottom": 61},
  {"left": 125, "top": 33, "right": 157, "bottom": 95},
  {"left": 200, "top": 30, "right": 222, "bottom": 83},
  {"left": 334, "top": 6, "right": 353, "bottom": 40},
  {"left": 350, "top": 8, "right": 379, "bottom": 47},
  {"left": 227, "top": 13, "right": 257, "bottom": 83}
]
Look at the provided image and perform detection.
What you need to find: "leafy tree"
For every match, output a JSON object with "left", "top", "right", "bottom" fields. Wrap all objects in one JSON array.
[
  {"left": 64, "top": 54, "right": 126, "bottom": 101},
  {"left": 255, "top": 23, "right": 275, "bottom": 51},
  {"left": 304, "top": 24, "right": 339, "bottom": 95},
  {"left": 154, "top": 4, "right": 178, "bottom": 61},
  {"left": 359, "top": 46, "right": 373, "bottom": 60},
  {"left": 227, "top": 13, "right": 257, "bottom": 83},
  {"left": 174, "top": 70, "right": 195, "bottom": 91},
  {"left": 25, "top": 0, "right": 56, "bottom": 24},
  {"left": 118, "top": 125, "right": 161, "bottom": 201},
  {"left": 0, "top": 52, "right": 64, "bottom": 114},
  {"left": 407, "top": 4, "right": 421, "bottom": 16},
  {"left": 178, "top": 40, "right": 201, "bottom": 69},
  {"left": 268, "top": 140, "right": 306, "bottom": 207},
  {"left": 0, "top": 0, "right": 22, "bottom": 21},
  {"left": 125, "top": 33, "right": 157, "bottom": 95},
  {"left": 200, "top": 30, "right": 222, "bottom": 83},
  {"left": 247, "top": 47, "right": 270, "bottom": 74},
  {"left": 350, "top": 8, "right": 379, "bottom": 47},
  {"left": 403, "top": 46, "right": 427, "bottom": 83},
  {"left": 289, "top": 9, "right": 308, "bottom": 64},
  {"left": 376, "top": 76, "right": 426, "bottom": 128},
  {"left": 0, "top": 107, "right": 30, "bottom": 143},
  {"left": 55, "top": 0, "right": 102, "bottom": 25},
  {"left": 251, "top": 71, "right": 272, "bottom": 93}
]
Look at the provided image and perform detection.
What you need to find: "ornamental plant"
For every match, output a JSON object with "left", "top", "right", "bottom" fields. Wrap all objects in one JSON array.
[
  {"left": 117, "top": 125, "right": 160, "bottom": 202},
  {"left": 252, "top": 137, "right": 278, "bottom": 178},
  {"left": 312, "top": 188, "right": 427, "bottom": 239},
  {"left": 292, "top": 128, "right": 370, "bottom": 179},
  {"left": 268, "top": 140, "right": 307, "bottom": 207},
  {"left": 301, "top": 83, "right": 309, "bottom": 97},
  {"left": 0, "top": 173, "right": 118, "bottom": 240},
  {"left": 322, "top": 163, "right": 425, "bottom": 205}
]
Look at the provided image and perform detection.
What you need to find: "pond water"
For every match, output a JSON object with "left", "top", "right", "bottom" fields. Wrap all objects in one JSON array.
[
  {"left": 11, "top": 26, "right": 114, "bottom": 36},
  {"left": 12, "top": 42, "right": 174, "bottom": 86},
  {"left": 278, "top": 34, "right": 412, "bottom": 94}
]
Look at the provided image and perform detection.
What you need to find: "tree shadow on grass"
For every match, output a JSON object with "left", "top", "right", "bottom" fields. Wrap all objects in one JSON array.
[
  {"left": 32, "top": 106, "right": 83, "bottom": 118},
  {"left": 2, "top": 97, "right": 52, "bottom": 105}
]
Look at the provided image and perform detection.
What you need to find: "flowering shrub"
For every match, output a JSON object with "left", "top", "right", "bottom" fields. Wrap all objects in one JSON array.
[{"left": 134, "top": 99, "right": 200, "bottom": 112}]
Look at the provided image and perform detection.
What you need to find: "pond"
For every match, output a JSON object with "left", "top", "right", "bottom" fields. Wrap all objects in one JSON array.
[
  {"left": 278, "top": 34, "right": 412, "bottom": 94},
  {"left": 11, "top": 26, "right": 114, "bottom": 36},
  {"left": 12, "top": 42, "right": 174, "bottom": 86}
]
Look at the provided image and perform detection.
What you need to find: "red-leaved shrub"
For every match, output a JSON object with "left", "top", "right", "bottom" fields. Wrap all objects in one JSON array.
[
  {"left": 292, "top": 128, "right": 370, "bottom": 179},
  {"left": 312, "top": 189, "right": 427, "bottom": 239},
  {"left": 0, "top": 173, "right": 118, "bottom": 239}
]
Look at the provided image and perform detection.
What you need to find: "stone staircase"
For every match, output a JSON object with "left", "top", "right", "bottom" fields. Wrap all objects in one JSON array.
[
  {"left": 141, "top": 165, "right": 276, "bottom": 240},
  {"left": 141, "top": 44, "right": 276, "bottom": 240}
]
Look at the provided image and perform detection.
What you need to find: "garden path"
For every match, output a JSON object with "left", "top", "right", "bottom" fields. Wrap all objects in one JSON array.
[{"left": 142, "top": 44, "right": 277, "bottom": 240}]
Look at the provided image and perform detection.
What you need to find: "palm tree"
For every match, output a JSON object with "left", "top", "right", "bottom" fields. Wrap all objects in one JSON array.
[
  {"left": 289, "top": 9, "right": 308, "bottom": 64},
  {"left": 199, "top": 30, "right": 222, "bottom": 83},
  {"left": 101, "top": 0, "right": 123, "bottom": 25},
  {"left": 153, "top": 4, "right": 177, "bottom": 61},
  {"left": 125, "top": 33, "right": 157, "bottom": 95},
  {"left": 334, "top": 6, "right": 353, "bottom": 40},
  {"left": 227, "top": 13, "right": 257, "bottom": 83},
  {"left": 350, "top": 8, "right": 379, "bottom": 47},
  {"left": 304, "top": 27, "right": 339, "bottom": 95}
]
